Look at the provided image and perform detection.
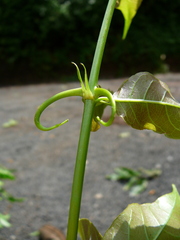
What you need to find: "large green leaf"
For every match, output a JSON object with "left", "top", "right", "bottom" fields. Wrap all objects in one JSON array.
[
  {"left": 116, "top": 0, "right": 143, "bottom": 39},
  {"left": 113, "top": 72, "right": 180, "bottom": 139},
  {"left": 103, "top": 185, "right": 180, "bottom": 240},
  {"left": 78, "top": 218, "right": 102, "bottom": 240}
]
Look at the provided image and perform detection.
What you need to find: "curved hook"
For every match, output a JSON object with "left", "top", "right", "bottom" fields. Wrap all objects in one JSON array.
[
  {"left": 94, "top": 88, "right": 116, "bottom": 126},
  {"left": 34, "top": 88, "right": 83, "bottom": 131}
]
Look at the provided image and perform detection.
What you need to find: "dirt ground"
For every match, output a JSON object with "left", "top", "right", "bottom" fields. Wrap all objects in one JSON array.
[{"left": 0, "top": 73, "right": 180, "bottom": 240}]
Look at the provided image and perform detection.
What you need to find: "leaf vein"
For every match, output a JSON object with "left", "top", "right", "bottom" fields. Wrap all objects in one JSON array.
[{"left": 143, "top": 79, "right": 154, "bottom": 100}]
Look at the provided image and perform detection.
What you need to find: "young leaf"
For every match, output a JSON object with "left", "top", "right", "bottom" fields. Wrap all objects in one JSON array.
[
  {"left": 78, "top": 218, "right": 102, "bottom": 240},
  {"left": 103, "top": 185, "right": 180, "bottom": 240},
  {"left": 116, "top": 0, "right": 143, "bottom": 39},
  {"left": 113, "top": 72, "right": 180, "bottom": 139}
]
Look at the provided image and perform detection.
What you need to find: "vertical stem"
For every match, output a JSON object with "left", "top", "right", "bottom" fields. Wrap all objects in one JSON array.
[
  {"left": 89, "top": 0, "right": 117, "bottom": 89},
  {"left": 66, "top": 1, "right": 116, "bottom": 240},
  {"left": 66, "top": 100, "right": 94, "bottom": 240}
]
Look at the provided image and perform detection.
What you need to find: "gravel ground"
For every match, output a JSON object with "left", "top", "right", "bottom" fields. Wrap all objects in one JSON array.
[{"left": 0, "top": 73, "right": 180, "bottom": 239}]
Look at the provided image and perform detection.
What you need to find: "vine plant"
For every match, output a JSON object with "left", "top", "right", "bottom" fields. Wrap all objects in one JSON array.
[{"left": 34, "top": 0, "right": 180, "bottom": 239}]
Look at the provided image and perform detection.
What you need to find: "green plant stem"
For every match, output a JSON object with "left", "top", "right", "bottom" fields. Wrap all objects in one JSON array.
[
  {"left": 66, "top": 1, "right": 116, "bottom": 240},
  {"left": 89, "top": 0, "right": 117, "bottom": 89},
  {"left": 66, "top": 100, "right": 94, "bottom": 240}
]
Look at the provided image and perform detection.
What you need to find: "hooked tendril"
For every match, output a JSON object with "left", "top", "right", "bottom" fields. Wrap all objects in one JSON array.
[
  {"left": 94, "top": 88, "right": 116, "bottom": 126},
  {"left": 34, "top": 88, "right": 83, "bottom": 131}
]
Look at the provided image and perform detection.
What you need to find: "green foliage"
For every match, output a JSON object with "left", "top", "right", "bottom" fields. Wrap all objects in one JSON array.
[
  {"left": 116, "top": 0, "right": 143, "bottom": 39},
  {"left": 0, "top": 166, "right": 24, "bottom": 228},
  {"left": 79, "top": 185, "right": 180, "bottom": 240},
  {"left": 2, "top": 119, "right": 18, "bottom": 128},
  {"left": 34, "top": 0, "right": 180, "bottom": 240},
  {"left": 0, "top": 0, "right": 62, "bottom": 71},
  {"left": 78, "top": 218, "right": 102, "bottom": 240},
  {"left": 29, "top": 231, "right": 40, "bottom": 237},
  {"left": 103, "top": 185, "right": 180, "bottom": 240},
  {"left": 1, "top": 0, "right": 180, "bottom": 83},
  {"left": 106, "top": 167, "right": 161, "bottom": 196},
  {"left": 0, "top": 214, "right": 11, "bottom": 229},
  {"left": 0, "top": 169, "right": 24, "bottom": 202},
  {"left": 35, "top": 62, "right": 180, "bottom": 239},
  {"left": 109, "top": 0, "right": 180, "bottom": 75},
  {"left": 114, "top": 72, "right": 180, "bottom": 139},
  {"left": 0, "top": 167, "right": 15, "bottom": 180}
]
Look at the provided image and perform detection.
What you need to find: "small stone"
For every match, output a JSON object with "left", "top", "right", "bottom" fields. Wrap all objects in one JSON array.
[
  {"left": 94, "top": 193, "right": 103, "bottom": 199},
  {"left": 10, "top": 235, "right": 16, "bottom": 240},
  {"left": 148, "top": 189, "right": 156, "bottom": 195},
  {"left": 119, "top": 132, "right": 131, "bottom": 138}
]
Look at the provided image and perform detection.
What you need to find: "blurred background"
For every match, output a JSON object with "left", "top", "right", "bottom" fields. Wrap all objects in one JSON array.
[{"left": 0, "top": 0, "right": 180, "bottom": 86}]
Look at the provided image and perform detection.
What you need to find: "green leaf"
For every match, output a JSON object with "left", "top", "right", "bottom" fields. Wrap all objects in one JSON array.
[
  {"left": 78, "top": 218, "right": 102, "bottom": 240},
  {"left": 6, "top": 195, "right": 24, "bottom": 202},
  {"left": 124, "top": 178, "right": 148, "bottom": 196},
  {"left": 0, "top": 186, "right": 24, "bottom": 202},
  {"left": 113, "top": 72, "right": 180, "bottom": 139},
  {"left": 29, "top": 231, "right": 40, "bottom": 237},
  {"left": 103, "top": 185, "right": 180, "bottom": 240},
  {"left": 116, "top": 0, "right": 143, "bottom": 39},
  {"left": 0, "top": 167, "right": 15, "bottom": 180},
  {"left": 106, "top": 167, "right": 140, "bottom": 181},
  {"left": 0, "top": 167, "right": 24, "bottom": 202},
  {"left": 139, "top": 168, "right": 162, "bottom": 179},
  {"left": 0, "top": 214, "right": 11, "bottom": 228},
  {"left": 2, "top": 119, "right": 18, "bottom": 128},
  {"left": 106, "top": 167, "right": 161, "bottom": 196}
]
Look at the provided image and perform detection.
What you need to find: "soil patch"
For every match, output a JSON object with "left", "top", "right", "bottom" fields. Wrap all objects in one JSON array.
[{"left": 0, "top": 73, "right": 180, "bottom": 239}]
